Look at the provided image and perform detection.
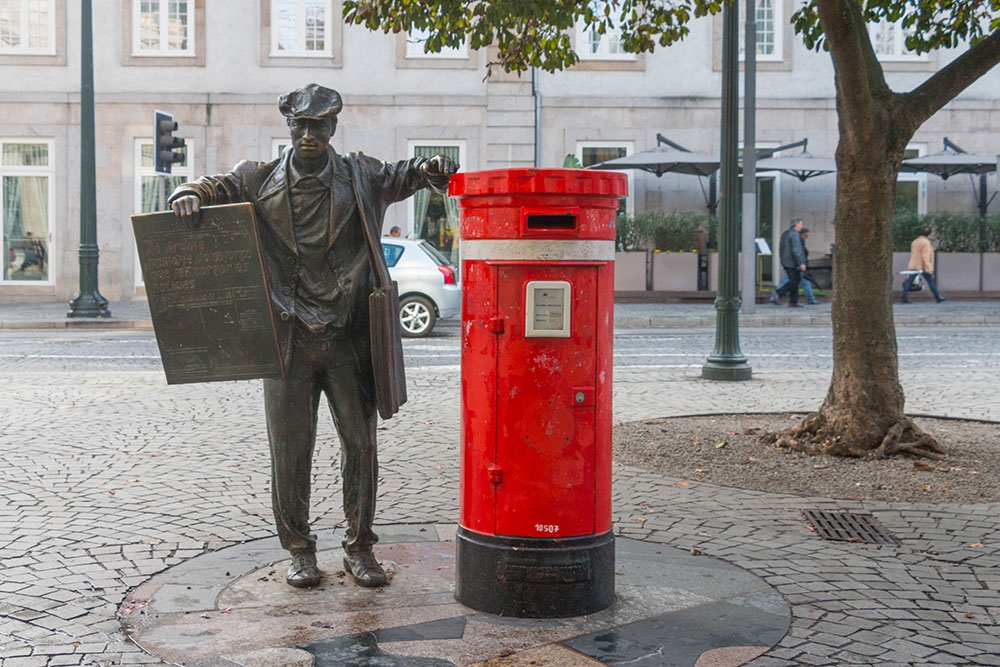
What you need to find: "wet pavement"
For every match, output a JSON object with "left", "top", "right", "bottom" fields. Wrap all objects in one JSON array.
[
  {"left": 1, "top": 305, "right": 999, "bottom": 666},
  {"left": 120, "top": 528, "right": 788, "bottom": 666}
]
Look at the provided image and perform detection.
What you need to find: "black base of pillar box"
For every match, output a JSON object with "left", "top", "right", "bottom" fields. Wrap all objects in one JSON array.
[{"left": 454, "top": 527, "right": 615, "bottom": 618}]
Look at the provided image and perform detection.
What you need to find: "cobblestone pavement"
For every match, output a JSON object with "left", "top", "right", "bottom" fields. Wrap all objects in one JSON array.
[{"left": 1, "top": 326, "right": 998, "bottom": 665}]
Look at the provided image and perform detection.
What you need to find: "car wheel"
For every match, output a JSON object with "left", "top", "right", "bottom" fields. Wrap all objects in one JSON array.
[{"left": 399, "top": 295, "right": 437, "bottom": 338}]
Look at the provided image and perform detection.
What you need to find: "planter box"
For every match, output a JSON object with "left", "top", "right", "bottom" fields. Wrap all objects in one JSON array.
[
  {"left": 708, "top": 252, "right": 745, "bottom": 292},
  {"left": 651, "top": 252, "right": 698, "bottom": 291},
  {"left": 936, "top": 253, "right": 981, "bottom": 291},
  {"left": 982, "top": 253, "right": 1000, "bottom": 291},
  {"left": 614, "top": 251, "right": 647, "bottom": 291}
]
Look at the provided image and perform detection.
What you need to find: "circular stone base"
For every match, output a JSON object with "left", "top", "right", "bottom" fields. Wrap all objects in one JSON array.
[{"left": 121, "top": 526, "right": 789, "bottom": 666}]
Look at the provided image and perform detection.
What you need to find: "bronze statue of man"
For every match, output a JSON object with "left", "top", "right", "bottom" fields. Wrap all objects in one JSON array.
[{"left": 169, "top": 83, "right": 458, "bottom": 589}]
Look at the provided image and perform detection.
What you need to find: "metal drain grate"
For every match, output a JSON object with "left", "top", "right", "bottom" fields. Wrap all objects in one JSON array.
[{"left": 802, "top": 510, "right": 898, "bottom": 545}]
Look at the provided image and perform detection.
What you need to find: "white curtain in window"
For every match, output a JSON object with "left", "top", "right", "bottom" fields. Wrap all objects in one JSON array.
[
  {"left": 411, "top": 145, "right": 460, "bottom": 258},
  {"left": 2, "top": 143, "right": 49, "bottom": 241},
  {"left": 139, "top": 0, "right": 161, "bottom": 49},
  {"left": 3, "top": 175, "right": 48, "bottom": 279},
  {"left": 17, "top": 177, "right": 46, "bottom": 238},
  {"left": 27, "top": 0, "right": 49, "bottom": 48},
  {"left": 140, "top": 175, "right": 184, "bottom": 213},
  {"left": 167, "top": 0, "right": 189, "bottom": 51},
  {"left": 1, "top": 1, "right": 21, "bottom": 49}
]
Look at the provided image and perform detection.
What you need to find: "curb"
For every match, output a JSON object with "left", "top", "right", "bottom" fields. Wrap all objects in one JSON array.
[
  {"left": 614, "top": 316, "right": 998, "bottom": 328},
  {"left": 0, "top": 319, "right": 154, "bottom": 330},
  {"left": 2, "top": 317, "right": 997, "bottom": 330}
]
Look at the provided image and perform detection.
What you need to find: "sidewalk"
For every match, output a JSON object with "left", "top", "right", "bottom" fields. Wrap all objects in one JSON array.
[
  {"left": 2, "top": 299, "right": 999, "bottom": 329},
  {"left": 2, "top": 351, "right": 997, "bottom": 665},
  {"left": 1, "top": 302, "right": 998, "bottom": 665}
]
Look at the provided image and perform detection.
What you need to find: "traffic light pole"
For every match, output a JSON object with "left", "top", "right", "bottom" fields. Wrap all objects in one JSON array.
[{"left": 68, "top": 0, "right": 110, "bottom": 319}]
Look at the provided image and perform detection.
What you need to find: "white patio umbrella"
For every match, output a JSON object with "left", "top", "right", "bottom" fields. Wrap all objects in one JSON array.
[
  {"left": 899, "top": 141, "right": 996, "bottom": 180},
  {"left": 756, "top": 149, "right": 837, "bottom": 182},
  {"left": 588, "top": 147, "right": 720, "bottom": 177},
  {"left": 899, "top": 138, "right": 997, "bottom": 216},
  {"left": 755, "top": 139, "right": 836, "bottom": 182},
  {"left": 587, "top": 135, "right": 721, "bottom": 215}
]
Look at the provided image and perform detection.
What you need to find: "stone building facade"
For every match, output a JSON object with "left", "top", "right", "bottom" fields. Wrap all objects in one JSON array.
[{"left": 1, "top": 0, "right": 998, "bottom": 302}]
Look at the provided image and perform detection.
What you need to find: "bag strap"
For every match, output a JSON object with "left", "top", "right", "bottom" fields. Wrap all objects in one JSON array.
[{"left": 347, "top": 152, "right": 392, "bottom": 292}]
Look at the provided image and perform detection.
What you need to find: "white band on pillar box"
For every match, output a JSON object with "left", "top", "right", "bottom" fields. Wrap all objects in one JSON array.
[
  {"left": 525, "top": 280, "right": 571, "bottom": 338},
  {"left": 460, "top": 239, "right": 615, "bottom": 262}
]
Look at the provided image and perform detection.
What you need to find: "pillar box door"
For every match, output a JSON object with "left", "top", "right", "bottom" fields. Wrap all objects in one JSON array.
[{"left": 495, "top": 264, "right": 598, "bottom": 538}]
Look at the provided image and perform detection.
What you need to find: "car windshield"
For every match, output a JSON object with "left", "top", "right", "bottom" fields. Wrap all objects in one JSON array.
[{"left": 418, "top": 241, "right": 455, "bottom": 268}]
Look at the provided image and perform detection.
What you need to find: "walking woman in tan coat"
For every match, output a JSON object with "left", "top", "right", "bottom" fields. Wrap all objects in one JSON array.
[{"left": 901, "top": 226, "right": 947, "bottom": 303}]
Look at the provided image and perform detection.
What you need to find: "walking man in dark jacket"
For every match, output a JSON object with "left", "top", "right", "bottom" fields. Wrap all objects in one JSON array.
[
  {"left": 169, "top": 84, "right": 458, "bottom": 590},
  {"left": 771, "top": 218, "right": 807, "bottom": 307}
]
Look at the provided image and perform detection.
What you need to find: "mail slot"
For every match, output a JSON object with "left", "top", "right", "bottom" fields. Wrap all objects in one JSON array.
[
  {"left": 449, "top": 168, "right": 626, "bottom": 618},
  {"left": 525, "top": 213, "right": 576, "bottom": 230}
]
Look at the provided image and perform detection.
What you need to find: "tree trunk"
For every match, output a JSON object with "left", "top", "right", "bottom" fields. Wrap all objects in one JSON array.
[
  {"left": 761, "top": 60, "right": 944, "bottom": 460},
  {"left": 757, "top": 0, "right": 1000, "bottom": 460}
]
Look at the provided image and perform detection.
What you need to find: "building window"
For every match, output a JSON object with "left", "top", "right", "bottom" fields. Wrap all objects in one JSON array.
[
  {"left": 2, "top": 140, "right": 53, "bottom": 283},
  {"left": 133, "top": 0, "right": 194, "bottom": 56},
  {"left": 272, "top": 0, "right": 332, "bottom": 56},
  {"left": 0, "top": 0, "right": 55, "bottom": 53},
  {"left": 576, "top": 141, "right": 634, "bottom": 216},
  {"left": 740, "top": 0, "right": 782, "bottom": 61},
  {"left": 869, "top": 19, "right": 925, "bottom": 61},
  {"left": 405, "top": 27, "right": 467, "bottom": 59},
  {"left": 408, "top": 141, "right": 464, "bottom": 265},
  {"left": 575, "top": 2, "right": 635, "bottom": 61},
  {"left": 134, "top": 138, "right": 192, "bottom": 285},
  {"left": 896, "top": 145, "right": 927, "bottom": 216}
]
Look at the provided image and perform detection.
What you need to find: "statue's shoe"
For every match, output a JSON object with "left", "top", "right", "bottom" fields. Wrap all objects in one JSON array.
[
  {"left": 286, "top": 551, "right": 321, "bottom": 588},
  {"left": 343, "top": 550, "right": 387, "bottom": 588}
]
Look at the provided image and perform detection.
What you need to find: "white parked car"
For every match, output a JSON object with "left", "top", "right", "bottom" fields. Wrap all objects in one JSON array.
[{"left": 382, "top": 238, "right": 460, "bottom": 337}]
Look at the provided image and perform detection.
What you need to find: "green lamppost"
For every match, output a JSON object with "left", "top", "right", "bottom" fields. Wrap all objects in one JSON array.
[
  {"left": 68, "top": 0, "right": 110, "bottom": 318},
  {"left": 702, "top": 0, "right": 751, "bottom": 381}
]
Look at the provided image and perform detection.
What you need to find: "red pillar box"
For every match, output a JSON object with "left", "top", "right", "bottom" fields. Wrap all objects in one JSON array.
[{"left": 449, "top": 169, "right": 627, "bottom": 617}]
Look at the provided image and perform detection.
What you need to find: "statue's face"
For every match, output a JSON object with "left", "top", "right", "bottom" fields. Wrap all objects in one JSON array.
[{"left": 288, "top": 117, "right": 335, "bottom": 161}]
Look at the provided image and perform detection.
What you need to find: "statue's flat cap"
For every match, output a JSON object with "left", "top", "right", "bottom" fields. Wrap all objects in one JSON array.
[{"left": 279, "top": 84, "right": 343, "bottom": 120}]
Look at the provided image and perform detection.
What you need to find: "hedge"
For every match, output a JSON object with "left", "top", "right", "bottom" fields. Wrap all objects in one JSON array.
[
  {"left": 616, "top": 211, "right": 716, "bottom": 252},
  {"left": 893, "top": 210, "right": 1000, "bottom": 252}
]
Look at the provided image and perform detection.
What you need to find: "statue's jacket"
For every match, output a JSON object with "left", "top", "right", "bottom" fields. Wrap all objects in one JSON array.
[{"left": 168, "top": 148, "right": 448, "bottom": 413}]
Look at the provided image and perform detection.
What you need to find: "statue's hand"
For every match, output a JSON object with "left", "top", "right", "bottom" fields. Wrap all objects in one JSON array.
[
  {"left": 423, "top": 155, "right": 459, "bottom": 177},
  {"left": 171, "top": 195, "right": 202, "bottom": 228}
]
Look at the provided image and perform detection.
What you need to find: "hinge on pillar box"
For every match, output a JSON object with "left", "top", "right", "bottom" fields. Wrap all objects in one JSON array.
[
  {"left": 487, "top": 464, "right": 503, "bottom": 484},
  {"left": 488, "top": 317, "right": 505, "bottom": 334}
]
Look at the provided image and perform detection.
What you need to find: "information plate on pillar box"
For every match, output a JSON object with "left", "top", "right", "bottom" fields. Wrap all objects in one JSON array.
[{"left": 132, "top": 203, "right": 283, "bottom": 385}]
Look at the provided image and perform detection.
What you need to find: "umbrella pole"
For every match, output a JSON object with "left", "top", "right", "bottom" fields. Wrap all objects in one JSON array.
[{"left": 979, "top": 172, "right": 988, "bottom": 220}]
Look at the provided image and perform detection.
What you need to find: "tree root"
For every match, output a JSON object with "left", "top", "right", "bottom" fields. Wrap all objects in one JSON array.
[
  {"left": 758, "top": 411, "right": 947, "bottom": 460},
  {"left": 872, "top": 419, "right": 946, "bottom": 460}
]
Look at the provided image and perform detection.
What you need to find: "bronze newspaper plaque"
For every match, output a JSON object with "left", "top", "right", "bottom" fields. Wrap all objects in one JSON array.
[{"left": 132, "top": 203, "right": 284, "bottom": 384}]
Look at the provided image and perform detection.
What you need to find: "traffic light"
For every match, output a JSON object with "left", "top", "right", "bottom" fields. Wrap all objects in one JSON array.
[{"left": 154, "top": 110, "right": 186, "bottom": 175}]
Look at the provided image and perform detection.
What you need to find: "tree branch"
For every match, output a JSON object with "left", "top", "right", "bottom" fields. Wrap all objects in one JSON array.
[
  {"left": 901, "top": 30, "right": 1000, "bottom": 129},
  {"left": 815, "top": 0, "right": 889, "bottom": 127}
]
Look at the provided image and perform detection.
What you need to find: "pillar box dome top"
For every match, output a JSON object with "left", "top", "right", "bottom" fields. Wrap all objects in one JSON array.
[
  {"left": 449, "top": 168, "right": 628, "bottom": 198},
  {"left": 449, "top": 168, "right": 628, "bottom": 241}
]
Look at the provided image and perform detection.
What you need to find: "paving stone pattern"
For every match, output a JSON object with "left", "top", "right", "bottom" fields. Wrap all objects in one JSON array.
[{"left": 1, "top": 330, "right": 999, "bottom": 665}]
